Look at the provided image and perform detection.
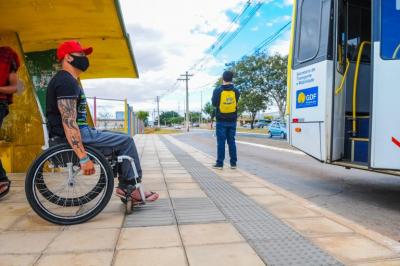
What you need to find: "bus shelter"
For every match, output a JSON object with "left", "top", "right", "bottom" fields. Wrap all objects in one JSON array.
[{"left": 0, "top": 0, "right": 138, "bottom": 173}]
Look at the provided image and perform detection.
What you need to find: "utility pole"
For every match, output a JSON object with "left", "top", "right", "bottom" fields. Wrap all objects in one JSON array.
[
  {"left": 156, "top": 96, "right": 160, "bottom": 128},
  {"left": 178, "top": 71, "right": 193, "bottom": 132}
]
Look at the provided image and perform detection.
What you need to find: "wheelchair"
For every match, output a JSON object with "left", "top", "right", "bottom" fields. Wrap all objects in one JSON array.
[{"left": 25, "top": 136, "right": 146, "bottom": 225}]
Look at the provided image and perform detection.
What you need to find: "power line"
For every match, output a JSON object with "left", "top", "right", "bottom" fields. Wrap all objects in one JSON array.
[
  {"left": 188, "top": 1, "right": 263, "bottom": 74},
  {"left": 189, "top": 1, "right": 252, "bottom": 72},
  {"left": 208, "top": 1, "right": 252, "bottom": 53},
  {"left": 162, "top": 1, "right": 272, "bottom": 99},
  {"left": 248, "top": 21, "right": 291, "bottom": 55},
  {"left": 191, "top": 22, "right": 293, "bottom": 95},
  {"left": 212, "top": 2, "right": 264, "bottom": 57}
]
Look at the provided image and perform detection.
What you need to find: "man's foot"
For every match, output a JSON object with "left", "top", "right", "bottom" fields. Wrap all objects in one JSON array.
[
  {"left": 116, "top": 187, "right": 159, "bottom": 203},
  {"left": 0, "top": 178, "right": 11, "bottom": 200},
  {"left": 230, "top": 164, "right": 237, "bottom": 169},
  {"left": 212, "top": 164, "right": 223, "bottom": 170},
  {"left": 132, "top": 189, "right": 159, "bottom": 202}
]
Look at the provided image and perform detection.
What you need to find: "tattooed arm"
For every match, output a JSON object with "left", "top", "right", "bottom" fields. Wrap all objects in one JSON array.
[{"left": 58, "top": 98, "right": 95, "bottom": 175}]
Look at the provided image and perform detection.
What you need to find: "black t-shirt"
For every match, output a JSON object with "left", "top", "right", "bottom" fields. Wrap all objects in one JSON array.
[{"left": 46, "top": 70, "right": 88, "bottom": 137}]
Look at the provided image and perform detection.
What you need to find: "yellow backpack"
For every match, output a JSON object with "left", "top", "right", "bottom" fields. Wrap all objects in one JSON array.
[{"left": 219, "top": 90, "right": 237, "bottom": 114}]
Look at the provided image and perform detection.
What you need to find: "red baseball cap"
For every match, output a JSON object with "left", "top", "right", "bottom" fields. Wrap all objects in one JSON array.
[{"left": 56, "top": 40, "right": 93, "bottom": 61}]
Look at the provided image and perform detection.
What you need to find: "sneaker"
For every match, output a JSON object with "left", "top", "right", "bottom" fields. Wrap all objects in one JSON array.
[
  {"left": 212, "top": 164, "right": 223, "bottom": 170},
  {"left": 230, "top": 164, "right": 237, "bottom": 169}
]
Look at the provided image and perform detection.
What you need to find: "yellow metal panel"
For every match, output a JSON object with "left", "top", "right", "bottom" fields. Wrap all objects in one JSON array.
[
  {"left": 0, "top": 32, "right": 44, "bottom": 173},
  {"left": 0, "top": 0, "right": 138, "bottom": 79},
  {"left": 286, "top": 0, "right": 297, "bottom": 116}
]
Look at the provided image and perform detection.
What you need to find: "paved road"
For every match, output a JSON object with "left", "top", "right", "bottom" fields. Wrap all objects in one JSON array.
[{"left": 173, "top": 130, "right": 400, "bottom": 241}]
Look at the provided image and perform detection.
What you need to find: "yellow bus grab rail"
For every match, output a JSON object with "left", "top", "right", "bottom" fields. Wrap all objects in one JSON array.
[
  {"left": 352, "top": 41, "right": 371, "bottom": 135},
  {"left": 335, "top": 58, "right": 350, "bottom": 95}
]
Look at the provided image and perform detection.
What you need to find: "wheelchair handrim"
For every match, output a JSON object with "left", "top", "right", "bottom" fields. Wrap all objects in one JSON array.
[{"left": 31, "top": 148, "right": 109, "bottom": 221}]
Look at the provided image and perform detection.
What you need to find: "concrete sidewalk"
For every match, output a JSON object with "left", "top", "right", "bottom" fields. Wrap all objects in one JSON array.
[{"left": 0, "top": 134, "right": 400, "bottom": 266}]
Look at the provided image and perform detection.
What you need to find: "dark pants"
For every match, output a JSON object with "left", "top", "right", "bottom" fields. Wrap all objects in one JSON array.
[
  {"left": 216, "top": 121, "right": 237, "bottom": 166},
  {"left": 0, "top": 103, "right": 9, "bottom": 180},
  {"left": 80, "top": 127, "right": 142, "bottom": 183}
]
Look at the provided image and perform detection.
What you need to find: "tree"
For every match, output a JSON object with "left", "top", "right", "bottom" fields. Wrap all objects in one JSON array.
[
  {"left": 203, "top": 102, "right": 216, "bottom": 128},
  {"left": 259, "top": 54, "right": 288, "bottom": 118},
  {"left": 240, "top": 88, "right": 268, "bottom": 128},
  {"left": 169, "top": 116, "right": 184, "bottom": 125},
  {"left": 159, "top": 111, "right": 182, "bottom": 126},
  {"left": 136, "top": 111, "right": 149, "bottom": 126},
  {"left": 190, "top": 112, "right": 201, "bottom": 124}
]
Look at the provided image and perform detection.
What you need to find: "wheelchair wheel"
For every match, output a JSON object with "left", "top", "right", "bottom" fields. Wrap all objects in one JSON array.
[{"left": 25, "top": 144, "right": 114, "bottom": 225}]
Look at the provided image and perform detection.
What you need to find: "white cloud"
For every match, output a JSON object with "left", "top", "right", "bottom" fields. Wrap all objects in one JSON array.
[
  {"left": 266, "top": 15, "right": 291, "bottom": 27},
  {"left": 267, "top": 31, "right": 291, "bottom": 55},
  {"left": 275, "top": 0, "right": 294, "bottom": 8},
  {"left": 283, "top": 0, "right": 294, "bottom": 6},
  {"left": 251, "top": 26, "right": 259, "bottom": 32},
  {"left": 82, "top": 0, "right": 247, "bottom": 112}
]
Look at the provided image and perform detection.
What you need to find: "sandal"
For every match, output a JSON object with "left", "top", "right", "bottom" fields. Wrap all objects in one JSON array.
[
  {"left": 116, "top": 187, "right": 159, "bottom": 203},
  {"left": 0, "top": 178, "right": 11, "bottom": 200}
]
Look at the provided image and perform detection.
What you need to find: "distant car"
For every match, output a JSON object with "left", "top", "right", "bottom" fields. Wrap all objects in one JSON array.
[
  {"left": 192, "top": 123, "right": 200, "bottom": 127},
  {"left": 242, "top": 123, "right": 251, "bottom": 128},
  {"left": 267, "top": 121, "right": 287, "bottom": 139},
  {"left": 174, "top": 125, "right": 182, "bottom": 130},
  {"left": 255, "top": 119, "right": 271, "bottom": 128}
]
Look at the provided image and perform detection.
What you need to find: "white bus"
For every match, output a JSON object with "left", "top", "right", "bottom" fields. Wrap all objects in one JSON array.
[{"left": 287, "top": 0, "right": 400, "bottom": 173}]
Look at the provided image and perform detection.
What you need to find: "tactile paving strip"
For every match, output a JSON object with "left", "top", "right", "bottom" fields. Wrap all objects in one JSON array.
[
  {"left": 124, "top": 197, "right": 226, "bottom": 227},
  {"left": 161, "top": 137, "right": 343, "bottom": 266},
  {"left": 124, "top": 199, "right": 175, "bottom": 227},
  {"left": 172, "top": 197, "right": 226, "bottom": 224}
]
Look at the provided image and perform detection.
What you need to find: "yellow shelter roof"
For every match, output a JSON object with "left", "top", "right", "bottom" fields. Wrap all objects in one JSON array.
[{"left": 0, "top": 0, "right": 138, "bottom": 79}]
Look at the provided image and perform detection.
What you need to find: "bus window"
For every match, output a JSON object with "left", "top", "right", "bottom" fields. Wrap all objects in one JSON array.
[
  {"left": 381, "top": 0, "right": 400, "bottom": 60},
  {"left": 347, "top": 3, "right": 371, "bottom": 62},
  {"left": 297, "top": 0, "right": 322, "bottom": 62},
  {"left": 337, "top": 0, "right": 347, "bottom": 74}
]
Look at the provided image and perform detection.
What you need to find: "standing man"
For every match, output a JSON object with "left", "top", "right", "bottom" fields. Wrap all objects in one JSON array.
[
  {"left": 46, "top": 40, "right": 158, "bottom": 203},
  {"left": 212, "top": 71, "right": 240, "bottom": 169},
  {"left": 0, "top": 47, "right": 20, "bottom": 199}
]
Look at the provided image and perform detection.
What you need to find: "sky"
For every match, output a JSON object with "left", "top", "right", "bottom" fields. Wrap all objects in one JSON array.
[{"left": 82, "top": 0, "right": 294, "bottom": 120}]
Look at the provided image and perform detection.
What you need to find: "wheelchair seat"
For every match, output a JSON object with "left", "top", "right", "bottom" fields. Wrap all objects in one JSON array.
[
  {"left": 49, "top": 136, "right": 68, "bottom": 147},
  {"left": 49, "top": 136, "right": 114, "bottom": 158}
]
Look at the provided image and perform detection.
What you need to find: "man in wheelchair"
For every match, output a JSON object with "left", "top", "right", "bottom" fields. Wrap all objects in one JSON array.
[{"left": 46, "top": 40, "right": 159, "bottom": 204}]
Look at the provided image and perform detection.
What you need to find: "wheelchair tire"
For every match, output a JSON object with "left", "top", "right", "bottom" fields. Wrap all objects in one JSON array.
[{"left": 25, "top": 144, "right": 114, "bottom": 225}]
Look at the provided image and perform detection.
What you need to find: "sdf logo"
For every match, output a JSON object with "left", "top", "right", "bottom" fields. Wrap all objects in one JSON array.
[{"left": 296, "top": 87, "right": 318, "bottom": 109}]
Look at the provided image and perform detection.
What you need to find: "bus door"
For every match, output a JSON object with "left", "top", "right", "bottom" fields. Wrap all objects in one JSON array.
[
  {"left": 289, "top": 0, "right": 333, "bottom": 160},
  {"left": 370, "top": 0, "right": 400, "bottom": 170}
]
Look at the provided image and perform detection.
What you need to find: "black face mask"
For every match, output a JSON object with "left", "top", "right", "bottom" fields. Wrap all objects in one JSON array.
[{"left": 69, "top": 54, "right": 89, "bottom": 72}]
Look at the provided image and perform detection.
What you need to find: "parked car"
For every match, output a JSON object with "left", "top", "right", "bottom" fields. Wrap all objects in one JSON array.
[
  {"left": 242, "top": 123, "right": 251, "bottom": 128},
  {"left": 192, "top": 123, "right": 200, "bottom": 127},
  {"left": 174, "top": 124, "right": 182, "bottom": 130},
  {"left": 267, "top": 121, "right": 287, "bottom": 139},
  {"left": 255, "top": 119, "right": 271, "bottom": 128}
]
